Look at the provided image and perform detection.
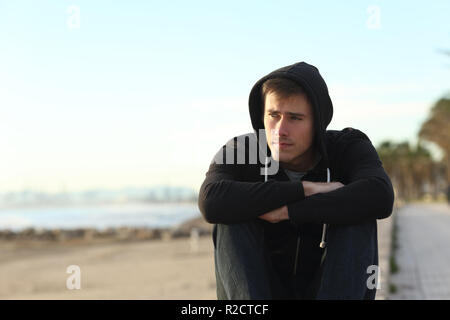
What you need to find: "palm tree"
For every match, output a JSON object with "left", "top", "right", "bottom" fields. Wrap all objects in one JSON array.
[
  {"left": 419, "top": 97, "right": 450, "bottom": 184},
  {"left": 377, "top": 141, "right": 436, "bottom": 201}
]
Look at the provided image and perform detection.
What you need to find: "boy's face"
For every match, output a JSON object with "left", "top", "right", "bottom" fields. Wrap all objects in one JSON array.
[{"left": 263, "top": 92, "right": 315, "bottom": 168}]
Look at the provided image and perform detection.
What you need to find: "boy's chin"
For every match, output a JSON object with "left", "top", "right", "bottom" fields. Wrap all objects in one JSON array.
[{"left": 272, "top": 153, "right": 291, "bottom": 163}]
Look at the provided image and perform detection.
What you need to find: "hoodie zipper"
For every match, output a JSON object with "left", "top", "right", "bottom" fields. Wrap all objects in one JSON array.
[
  {"left": 293, "top": 235, "right": 301, "bottom": 275},
  {"left": 265, "top": 156, "right": 301, "bottom": 277},
  {"left": 292, "top": 167, "right": 330, "bottom": 276},
  {"left": 265, "top": 157, "right": 329, "bottom": 276}
]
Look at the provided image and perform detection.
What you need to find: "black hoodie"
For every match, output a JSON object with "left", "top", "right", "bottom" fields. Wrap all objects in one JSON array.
[{"left": 198, "top": 61, "right": 394, "bottom": 299}]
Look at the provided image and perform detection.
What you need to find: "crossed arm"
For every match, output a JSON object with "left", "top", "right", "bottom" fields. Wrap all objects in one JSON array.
[
  {"left": 198, "top": 136, "right": 394, "bottom": 226},
  {"left": 258, "top": 181, "right": 345, "bottom": 223}
]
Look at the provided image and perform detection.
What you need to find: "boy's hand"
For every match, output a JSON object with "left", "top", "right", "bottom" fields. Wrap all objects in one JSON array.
[
  {"left": 302, "top": 181, "right": 345, "bottom": 197},
  {"left": 258, "top": 205, "right": 289, "bottom": 223}
]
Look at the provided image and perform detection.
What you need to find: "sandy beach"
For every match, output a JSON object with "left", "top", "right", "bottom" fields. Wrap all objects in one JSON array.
[
  {"left": 0, "top": 236, "right": 217, "bottom": 300},
  {"left": 0, "top": 211, "right": 394, "bottom": 300}
]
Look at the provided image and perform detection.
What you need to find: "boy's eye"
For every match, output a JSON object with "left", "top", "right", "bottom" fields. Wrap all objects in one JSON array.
[{"left": 267, "top": 114, "right": 303, "bottom": 120}]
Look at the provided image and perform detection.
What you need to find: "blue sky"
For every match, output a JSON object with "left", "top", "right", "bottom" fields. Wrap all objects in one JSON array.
[{"left": 0, "top": 1, "right": 449, "bottom": 193}]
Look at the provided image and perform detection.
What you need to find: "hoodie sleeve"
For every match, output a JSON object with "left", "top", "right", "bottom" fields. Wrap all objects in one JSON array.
[
  {"left": 287, "top": 135, "right": 395, "bottom": 225},
  {"left": 198, "top": 137, "right": 305, "bottom": 224}
]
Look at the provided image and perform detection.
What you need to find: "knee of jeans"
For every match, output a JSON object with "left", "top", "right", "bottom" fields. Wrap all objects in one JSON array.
[
  {"left": 328, "top": 222, "right": 376, "bottom": 250},
  {"left": 215, "top": 220, "right": 265, "bottom": 248}
]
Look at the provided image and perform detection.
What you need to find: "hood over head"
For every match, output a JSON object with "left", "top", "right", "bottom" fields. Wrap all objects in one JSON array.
[{"left": 248, "top": 61, "right": 334, "bottom": 167}]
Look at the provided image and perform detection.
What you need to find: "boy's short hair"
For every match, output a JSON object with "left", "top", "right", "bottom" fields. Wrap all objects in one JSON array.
[{"left": 261, "top": 77, "right": 309, "bottom": 113}]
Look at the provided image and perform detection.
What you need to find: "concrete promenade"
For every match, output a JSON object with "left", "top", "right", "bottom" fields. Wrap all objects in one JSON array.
[
  {"left": 375, "top": 209, "right": 393, "bottom": 300},
  {"left": 389, "top": 202, "right": 450, "bottom": 299}
]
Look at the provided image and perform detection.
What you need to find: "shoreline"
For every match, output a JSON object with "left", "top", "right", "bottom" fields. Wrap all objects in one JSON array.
[
  {"left": 0, "top": 215, "right": 213, "bottom": 245},
  {"left": 0, "top": 200, "right": 198, "bottom": 210}
]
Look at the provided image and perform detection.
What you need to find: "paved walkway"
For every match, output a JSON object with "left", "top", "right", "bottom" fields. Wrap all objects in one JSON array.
[
  {"left": 375, "top": 211, "right": 393, "bottom": 300},
  {"left": 389, "top": 203, "right": 450, "bottom": 299}
]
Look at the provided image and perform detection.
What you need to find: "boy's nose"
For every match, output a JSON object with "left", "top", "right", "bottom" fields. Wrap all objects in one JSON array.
[{"left": 276, "top": 117, "right": 289, "bottom": 136}]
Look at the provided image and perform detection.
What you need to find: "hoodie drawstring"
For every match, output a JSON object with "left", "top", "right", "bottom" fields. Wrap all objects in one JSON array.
[
  {"left": 264, "top": 157, "right": 269, "bottom": 182},
  {"left": 319, "top": 168, "right": 331, "bottom": 249}
]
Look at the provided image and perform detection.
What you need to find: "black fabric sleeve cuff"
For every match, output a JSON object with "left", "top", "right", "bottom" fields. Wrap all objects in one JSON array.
[{"left": 278, "top": 180, "right": 305, "bottom": 203}]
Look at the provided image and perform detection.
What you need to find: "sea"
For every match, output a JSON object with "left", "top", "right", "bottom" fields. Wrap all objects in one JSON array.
[{"left": 0, "top": 202, "right": 201, "bottom": 231}]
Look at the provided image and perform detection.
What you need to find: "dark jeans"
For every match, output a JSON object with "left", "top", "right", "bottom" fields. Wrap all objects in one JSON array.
[
  {"left": 213, "top": 219, "right": 306, "bottom": 299},
  {"left": 212, "top": 219, "right": 378, "bottom": 300}
]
